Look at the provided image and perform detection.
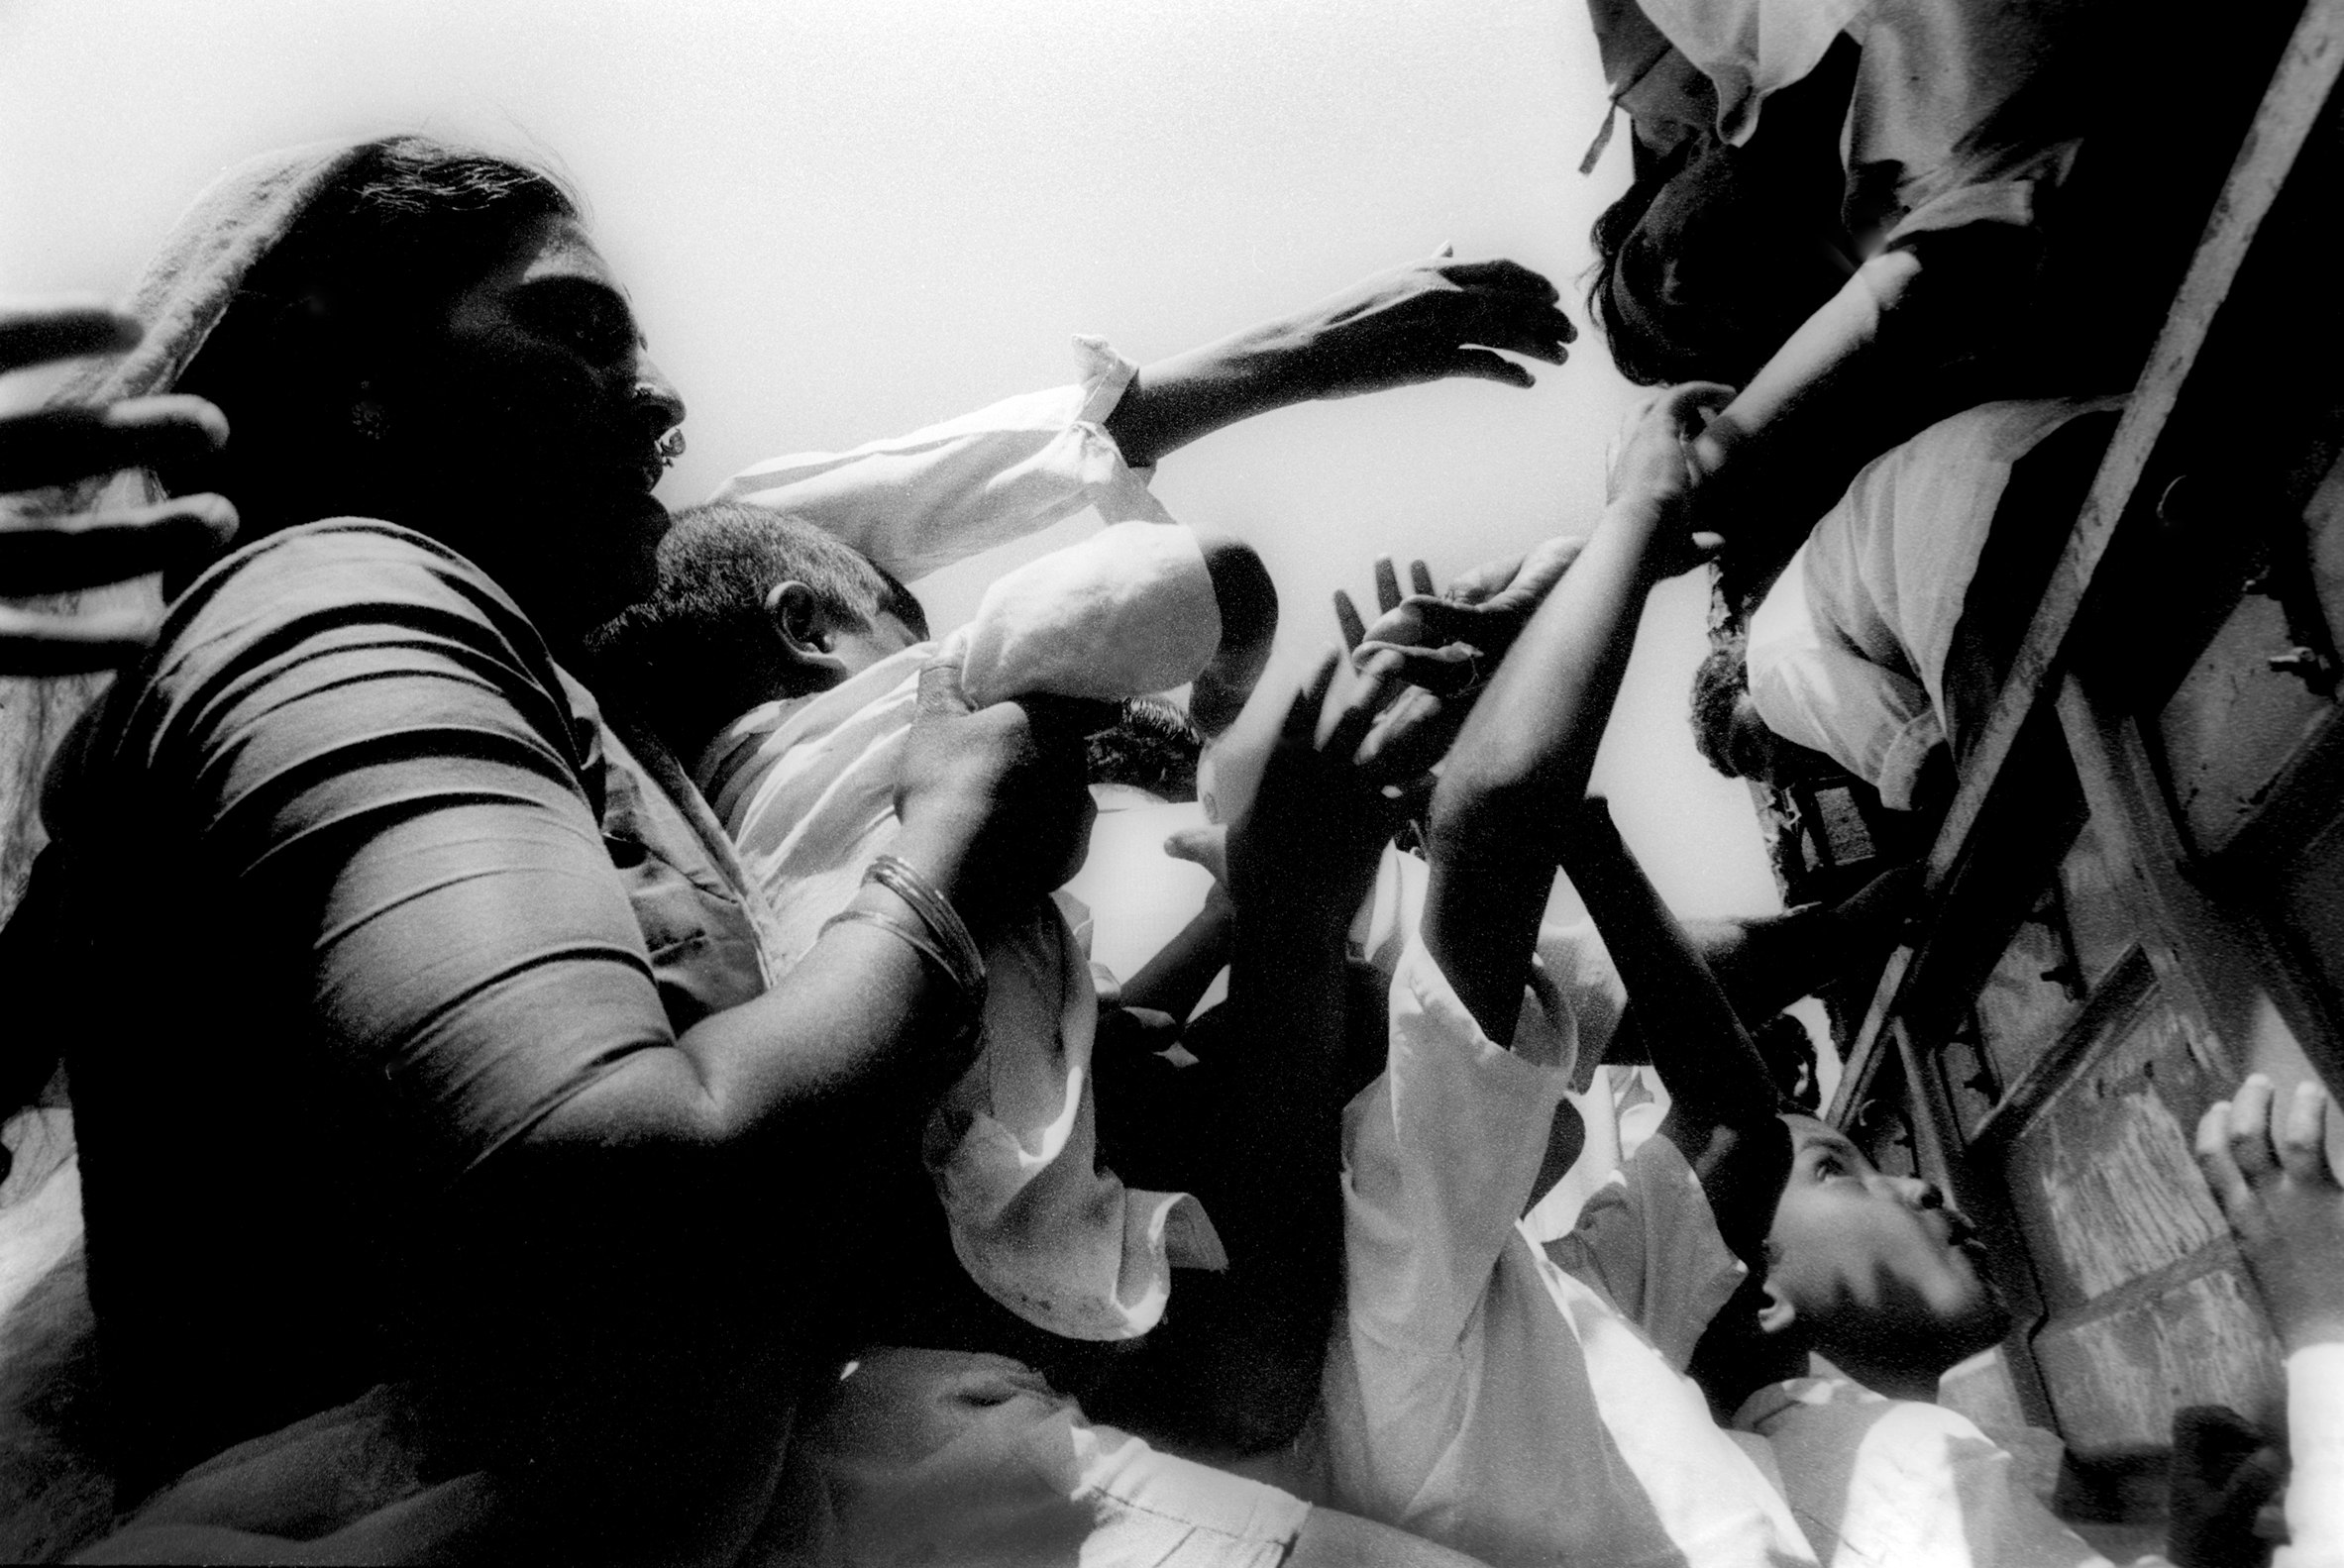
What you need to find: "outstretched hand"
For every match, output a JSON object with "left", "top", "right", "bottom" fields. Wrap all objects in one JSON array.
[
  {"left": 1104, "top": 250, "right": 1579, "bottom": 469},
  {"left": 1281, "top": 247, "right": 1577, "bottom": 399},
  {"left": 1605, "top": 380, "right": 1738, "bottom": 575},
  {"left": 1228, "top": 647, "right": 1460, "bottom": 934},
  {"left": 2197, "top": 1074, "right": 2344, "bottom": 1352},
  {"left": 1332, "top": 537, "right": 1584, "bottom": 694},
  {"left": 2, "top": 301, "right": 239, "bottom": 673}
]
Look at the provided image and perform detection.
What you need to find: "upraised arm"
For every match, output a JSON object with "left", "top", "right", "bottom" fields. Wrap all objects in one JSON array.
[{"left": 1425, "top": 382, "right": 1732, "bottom": 1038}]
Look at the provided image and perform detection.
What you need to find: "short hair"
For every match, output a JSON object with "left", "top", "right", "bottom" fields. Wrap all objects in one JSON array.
[
  {"left": 585, "top": 500, "right": 926, "bottom": 703},
  {"left": 1752, "top": 1011, "right": 1822, "bottom": 1112},
  {"left": 1086, "top": 695, "right": 1205, "bottom": 800},
  {"left": 1688, "top": 640, "right": 1751, "bottom": 780}
]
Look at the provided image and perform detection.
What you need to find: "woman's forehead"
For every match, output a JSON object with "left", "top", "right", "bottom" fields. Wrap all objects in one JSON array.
[{"left": 510, "top": 215, "right": 623, "bottom": 291}]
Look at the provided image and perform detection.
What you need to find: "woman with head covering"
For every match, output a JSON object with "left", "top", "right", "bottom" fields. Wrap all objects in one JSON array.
[
  {"left": 0, "top": 135, "right": 1574, "bottom": 1564},
  {"left": 0, "top": 135, "right": 1101, "bottom": 1564}
]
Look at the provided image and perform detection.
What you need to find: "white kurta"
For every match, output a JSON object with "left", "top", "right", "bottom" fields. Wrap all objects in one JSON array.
[
  {"left": 1316, "top": 930, "right": 1816, "bottom": 1568},
  {"left": 712, "top": 336, "right": 1171, "bottom": 583},
  {"left": 694, "top": 521, "right": 1225, "bottom": 1345},
  {"left": 1745, "top": 397, "right": 2119, "bottom": 808}
]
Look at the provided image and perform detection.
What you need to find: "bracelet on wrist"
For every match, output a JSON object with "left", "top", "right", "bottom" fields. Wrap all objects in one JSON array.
[
  {"left": 820, "top": 905, "right": 985, "bottom": 1037},
  {"left": 867, "top": 852, "right": 988, "bottom": 1013}
]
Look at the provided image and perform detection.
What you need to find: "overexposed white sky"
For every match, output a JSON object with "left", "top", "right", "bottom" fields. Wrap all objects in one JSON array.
[{"left": 0, "top": 0, "right": 1779, "bottom": 923}]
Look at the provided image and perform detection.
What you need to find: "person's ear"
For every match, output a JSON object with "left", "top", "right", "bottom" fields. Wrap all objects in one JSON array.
[
  {"left": 765, "top": 580, "right": 834, "bottom": 658},
  {"left": 1757, "top": 1279, "right": 1799, "bottom": 1336}
]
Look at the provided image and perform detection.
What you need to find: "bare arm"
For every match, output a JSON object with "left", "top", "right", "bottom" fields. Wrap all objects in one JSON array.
[
  {"left": 1117, "top": 885, "right": 1234, "bottom": 1023},
  {"left": 1104, "top": 252, "right": 1577, "bottom": 469},
  {"left": 1423, "top": 384, "right": 1730, "bottom": 1038},
  {"left": 1690, "top": 225, "right": 2044, "bottom": 589}
]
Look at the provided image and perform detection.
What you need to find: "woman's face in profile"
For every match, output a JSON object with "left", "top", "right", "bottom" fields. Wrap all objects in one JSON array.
[{"left": 413, "top": 214, "right": 687, "bottom": 643}]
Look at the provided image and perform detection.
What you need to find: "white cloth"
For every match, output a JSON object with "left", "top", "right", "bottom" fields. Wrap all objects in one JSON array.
[
  {"left": 1634, "top": 0, "right": 1863, "bottom": 147},
  {"left": 1632, "top": 0, "right": 2097, "bottom": 244},
  {"left": 713, "top": 336, "right": 1172, "bottom": 583},
  {"left": 695, "top": 520, "right": 1225, "bottom": 1343},
  {"left": 1734, "top": 1377, "right": 2111, "bottom": 1568},
  {"left": 2279, "top": 1342, "right": 2344, "bottom": 1568},
  {"left": 1316, "top": 930, "right": 1814, "bottom": 1568},
  {"left": 761, "top": 1346, "right": 1311, "bottom": 1568},
  {"left": 1745, "top": 397, "right": 2120, "bottom": 808}
]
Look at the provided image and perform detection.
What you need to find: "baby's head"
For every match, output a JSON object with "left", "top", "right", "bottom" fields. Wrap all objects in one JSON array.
[
  {"left": 1086, "top": 695, "right": 1205, "bottom": 802},
  {"left": 586, "top": 500, "right": 928, "bottom": 755},
  {"left": 1753, "top": 1112, "right": 2011, "bottom": 1397}
]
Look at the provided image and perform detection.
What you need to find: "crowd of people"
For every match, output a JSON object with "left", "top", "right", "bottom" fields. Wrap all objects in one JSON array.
[{"left": 1, "top": 3, "right": 2342, "bottom": 1564}]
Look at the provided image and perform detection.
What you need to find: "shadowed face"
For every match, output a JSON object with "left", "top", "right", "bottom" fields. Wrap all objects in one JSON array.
[
  {"left": 1764, "top": 1114, "right": 2011, "bottom": 1377},
  {"left": 398, "top": 214, "right": 686, "bottom": 646}
]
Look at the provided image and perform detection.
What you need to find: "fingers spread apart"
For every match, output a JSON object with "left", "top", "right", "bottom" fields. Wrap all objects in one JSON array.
[
  {"left": 0, "top": 603, "right": 157, "bottom": 676},
  {"left": 0, "top": 396, "right": 230, "bottom": 492},
  {"left": 0, "top": 493, "right": 237, "bottom": 596},
  {"left": 0, "top": 302, "right": 141, "bottom": 377}
]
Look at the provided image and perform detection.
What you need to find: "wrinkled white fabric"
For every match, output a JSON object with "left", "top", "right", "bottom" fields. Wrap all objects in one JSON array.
[
  {"left": 1734, "top": 1377, "right": 2110, "bottom": 1568},
  {"left": 1633, "top": 0, "right": 2098, "bottom": 239},
  {"left": 713, "top": 336, "right": 1168, "bottom": 583},
  {"left": 1746, "top": 397, "right": 2121, "bottom": 807},
  {"left": 1316, "top": 931, "right": 1814, "bottom": 1567},
  {"left": 696, "top": 521, "right": 1225, "bottom": 1342},
  {"left": 1634, "top": 0, "right": 1863, "bottom": 146}
]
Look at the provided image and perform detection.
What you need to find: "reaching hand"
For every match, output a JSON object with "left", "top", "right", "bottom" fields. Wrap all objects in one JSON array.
[
  {"left": 1227, "top": 648, "right": 1456, "bottom": 934},
  {"left": 2197, "top": 1075, "right": 2344, "bottom": 1353},
  {"left": 1332, "top": 538, "right": 1584, "bottom": 694},
  {"left": 1605, "top": 380, "right": 1738, "bottom": 575},
  {"left": 2, "top": 301, "right": 238, "bottom": 673},
  {"left": 1279, "top": 247, "right": 1578, "bottom": 399}
]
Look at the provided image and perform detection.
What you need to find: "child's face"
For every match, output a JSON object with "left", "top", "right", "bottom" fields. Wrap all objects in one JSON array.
[{"left": 1764, "top": 1114, "right": 2011, "bottom": 1375}]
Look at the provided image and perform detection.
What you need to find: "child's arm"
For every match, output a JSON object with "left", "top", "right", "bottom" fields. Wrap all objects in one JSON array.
[
  {"left": 2198, "top": 1076, "right": 2344, "bottom": 1568},
  {"left": 1424, "top": 382, "right": 1732, "bottom": 1038},
  {"left": 1086, "top": 649, "right": 1453, "bottom": 1450},
  {"left": 1115, "top": 871, "right": 1232, "bottom": 1025},
  {"left": 1560, "top": 799, "right": 1792, "bottom": 1254},
  {"left": 1104, "top": 250, "right": 1577, "bottom": 469}
]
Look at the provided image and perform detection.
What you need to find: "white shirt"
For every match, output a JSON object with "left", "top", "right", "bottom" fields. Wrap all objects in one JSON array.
[
  {"left": 713, "top": 336, "right": 1171, "bottom": 583},
  {"left": 1316, "top": 929, "right": 1816, "bottom": 1568},
  {"left": 703, "top": 343, "right": 1226, "bottom": 1345},
  {"left": 1746, "top": 398, "right": 2118, "bottom": 809},
  {"left": 1735, "top": 1377, "right": 2112, "bottom": 1568}
]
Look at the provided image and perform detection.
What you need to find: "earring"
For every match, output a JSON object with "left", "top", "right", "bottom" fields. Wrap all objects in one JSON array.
[
  {"left": 656, "top": 427, "right": 686, "bottom": 471},
  {"left": 351, "top": 402, "right": 387, "bottom": 443}
]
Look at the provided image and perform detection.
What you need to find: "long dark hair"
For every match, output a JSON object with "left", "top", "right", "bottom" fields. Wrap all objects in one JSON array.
[
  {"left": 1585, "top": 137, "right": 1707, "bottom": 387},
  {"left": 163, "top": 137, "right": 578, "bottom": 538},
  {"left": 0, "top": 140, "right": 581, "bottom": 1140}
]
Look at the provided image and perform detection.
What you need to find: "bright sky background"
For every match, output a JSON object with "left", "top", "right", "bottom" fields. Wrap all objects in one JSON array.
[{"left": 0, "top": 0, "right": 1782, "bottom": 928}]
